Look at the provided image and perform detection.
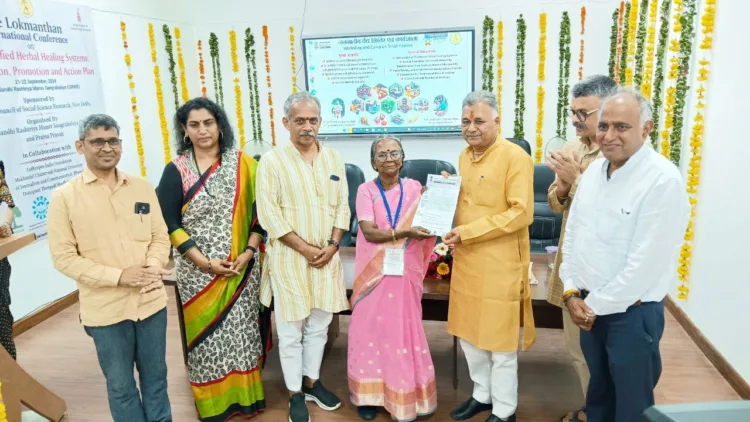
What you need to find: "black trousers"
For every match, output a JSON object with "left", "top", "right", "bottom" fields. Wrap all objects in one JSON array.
[
  {"left": 0, "top": 257, "right": 14, "bottom": 360},
  {"left": 580, "top": 300, "right": 665, "bottom": 422}
]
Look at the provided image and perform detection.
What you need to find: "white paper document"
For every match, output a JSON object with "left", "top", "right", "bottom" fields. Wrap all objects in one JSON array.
[
  {"left": 383, "top": 248, "right": 405, "bottom": 276},
  {"left": 412, "top": 174, "right": 462, "bottom": 236}
]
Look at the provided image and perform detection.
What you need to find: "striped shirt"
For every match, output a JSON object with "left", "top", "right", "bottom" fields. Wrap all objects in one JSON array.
[{"left": 256, "top": 143, "right": 351, "bottom": 322}]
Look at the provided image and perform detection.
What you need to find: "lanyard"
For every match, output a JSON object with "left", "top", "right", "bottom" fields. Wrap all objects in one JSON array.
[{"left": 376, "top": 178, "right": 403, "bottom": 229}]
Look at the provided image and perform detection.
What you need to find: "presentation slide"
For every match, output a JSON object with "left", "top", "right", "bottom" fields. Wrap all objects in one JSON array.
[{"left": 302, "top": 29, "right": 474, "bottom": 136}]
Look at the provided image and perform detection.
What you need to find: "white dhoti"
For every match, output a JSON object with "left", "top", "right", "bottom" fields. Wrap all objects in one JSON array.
[
  {"left": 275, "top": 308, "right": 333, "bottom": 392},
  {"left": 460, "top": 338, "right": 518, "bottom": 419}
]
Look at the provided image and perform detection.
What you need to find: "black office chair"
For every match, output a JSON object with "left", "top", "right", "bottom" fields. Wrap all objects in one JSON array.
[
  {"left": 340, "top": 163, "right": 366, "bottom": 247},
  {"left": 530, "top": 164, "right": 562, "bottom": 252},
  {"left": 399, "top": 159, "right": 457, "bottom": 186},
  {"left": 506, "top": 137, "right": 532, "bottom": 156}
]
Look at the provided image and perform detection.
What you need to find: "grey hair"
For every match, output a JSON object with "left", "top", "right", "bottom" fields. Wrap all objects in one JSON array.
[
  {"left": 572, "top": 75, "right": 618, "bottom": 99},
  {"left": 78, "top": 114, "right": 120, "bottom": 140},
  {"left": 283, "top": 91, "right": 321, "bottom": 118},
  {"left": 599, "top": 87, "right": 654, "bottom": 127},
  {"left": 370, "top": 135, "right": 405, "bottom": 167},
  {"left": 462, "top": 90, "right": 498, "bottom": 115}
]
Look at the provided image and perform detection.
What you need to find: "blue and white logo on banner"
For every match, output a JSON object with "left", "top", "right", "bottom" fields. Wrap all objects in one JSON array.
[{"left": 32, "top": 196, "right": 49, "bottom": 220}]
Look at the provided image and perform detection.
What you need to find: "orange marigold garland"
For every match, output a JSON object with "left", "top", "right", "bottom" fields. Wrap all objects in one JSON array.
[
  {"left": 624, "top": 0, "right": 640, "bottom": 87},
  {"left": 198, "top": 40, "right": 207, "bottom": 97},
  {"left": 121, "top": 21, "right": 146, "bottom": 176},
  {"left": 660, "top": 0, "right": 683, "bottom": 158},
  {"left": 535, "top": 13, "right": 547, "bottom": 164},
  {"left": 578, "top": 7, "right": 586, "bottom": 80},
  {"left": 175, "top": 27, "right": 189, "bottom": 102},
  {"left": 148, "top": 23, "right": 172, "bottom": 163},
  {"left": 229, "top": 30, "right": 246, "bottom": 149},
  {"left": 290, "top": 26, "right": 297, "bottom": 93},
  {"left": 677, "top": 0, "right": 715, "bottom": 301},
  {"left": 640, "top": 0, "right": 659, "bottom": 98},
  {"left": 263, "top": 25, "right": 276, "bottom": 146},
  {"left": 496, "top": 20, "right": 503, "bottom": 133},
  {"left": 614, "top": 1, "right": 626, "bottom": 83}
]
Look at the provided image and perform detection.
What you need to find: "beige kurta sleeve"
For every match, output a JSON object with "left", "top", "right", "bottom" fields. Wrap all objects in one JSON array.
[
  {"left": 459, "top": 153, "right": 534, "bottom": 245},
  {"left": 256, "top": 155, "right": 294, "bottom": 239}
]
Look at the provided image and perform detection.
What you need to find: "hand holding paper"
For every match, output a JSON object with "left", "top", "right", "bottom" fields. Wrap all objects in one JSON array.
[
  {"left": 443, "top": 227, "right": 461, "bottom": 245},
  {"left": 412, "top": 174, "right": 462, "bottom": 236}
]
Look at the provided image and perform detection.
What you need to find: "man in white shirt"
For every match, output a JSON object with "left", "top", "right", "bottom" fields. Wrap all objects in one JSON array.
[{"left": 559, "top": 88, "right": 690, "bottom": 422}]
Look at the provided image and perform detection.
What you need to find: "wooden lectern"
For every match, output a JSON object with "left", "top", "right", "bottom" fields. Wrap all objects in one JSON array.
[{"left": 0, "top": 232, "right": 66, "bottom": 422}]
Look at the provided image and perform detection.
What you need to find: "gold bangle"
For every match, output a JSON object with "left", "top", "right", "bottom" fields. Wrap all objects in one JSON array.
[
  {"left": 563, "top": 291, "right": 580, "bottom": 303},
  {"left": 392, "top": 230, "right": 396, "bottom": 243}
]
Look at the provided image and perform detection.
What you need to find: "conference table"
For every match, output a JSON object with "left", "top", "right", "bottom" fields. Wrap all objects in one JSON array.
[{"left": 165, "top": 247, "right": 562, "bottom": 389}]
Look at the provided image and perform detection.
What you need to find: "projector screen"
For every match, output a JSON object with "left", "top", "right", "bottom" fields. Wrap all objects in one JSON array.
[{"left": 302, "top": 29, "right": 475, "bottom": 136}]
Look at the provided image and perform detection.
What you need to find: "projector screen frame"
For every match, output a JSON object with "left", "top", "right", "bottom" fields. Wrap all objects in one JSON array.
[{"left": 300, "top": 27, "right": 476, "bottom": 140}]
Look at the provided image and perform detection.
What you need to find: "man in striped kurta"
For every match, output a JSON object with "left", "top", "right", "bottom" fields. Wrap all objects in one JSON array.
[{"left": 256, "top": 92, "right": 351, "bottom": 422}]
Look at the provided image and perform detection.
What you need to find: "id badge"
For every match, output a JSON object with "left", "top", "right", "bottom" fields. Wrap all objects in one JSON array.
[{"left": 383, "top": 248, "right": 405, "bottom": 276}]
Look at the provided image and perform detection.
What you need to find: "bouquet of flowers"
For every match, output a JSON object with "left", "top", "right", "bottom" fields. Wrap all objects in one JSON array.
[{"left": 426, "top": 242, "right": 454, "bottom": 280}]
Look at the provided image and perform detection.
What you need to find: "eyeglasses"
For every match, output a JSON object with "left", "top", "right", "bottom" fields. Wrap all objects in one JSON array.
[
  {"left": 374, "top": 151, "right": 403, "bottom": 163},
  {"left": 86, "top": 138, "right": 122, "bottom": 149},
  {"left": 570, "top": 107, "right": 599, "bottom": 122}
]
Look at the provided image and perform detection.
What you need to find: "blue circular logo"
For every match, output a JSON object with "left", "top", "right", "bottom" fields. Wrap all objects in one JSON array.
[{"left": 32, "top": 196, "right": 49, "bottom": 220}]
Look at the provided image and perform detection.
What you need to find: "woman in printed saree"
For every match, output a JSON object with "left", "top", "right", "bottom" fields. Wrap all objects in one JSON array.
[
  {"left": 156, "top": 97, "right": 271, "bottom": 421},
  {"left": 348, "top": 136, "right": 437, "bottom": 421}
]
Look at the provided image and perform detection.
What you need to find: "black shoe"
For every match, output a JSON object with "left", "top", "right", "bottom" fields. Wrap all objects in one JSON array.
[
  {"left": 451, "top": 397, "right": 492, "bottom": 420},
  {"left": 289, "top": 393, "right": 310, "bottom": 422},
  {"left": 302, "top": 380, "right": 342, "bottom": 411},
  {"left": 485, "top": 413, "right": 516, "bottom": 422},
  {"left": 358, "top": 406, "right": 377, "bottom": 420}
]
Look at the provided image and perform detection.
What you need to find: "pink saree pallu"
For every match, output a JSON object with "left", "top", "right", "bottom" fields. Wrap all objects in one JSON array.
[{"left": 348, "top": 179, "right": 437, "bottom": 421}]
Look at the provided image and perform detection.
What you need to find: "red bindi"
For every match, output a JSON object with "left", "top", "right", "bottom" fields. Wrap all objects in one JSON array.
[{"left": 469, "top": 111, "right": 475, "bottom": 119}]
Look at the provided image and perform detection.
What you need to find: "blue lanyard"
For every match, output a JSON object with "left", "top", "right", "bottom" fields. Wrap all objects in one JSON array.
[{"left": 376, "top": 178, "right": 403, "bottom": 229}]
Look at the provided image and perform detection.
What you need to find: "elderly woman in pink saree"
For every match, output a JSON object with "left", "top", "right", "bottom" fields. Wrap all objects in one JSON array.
[{"left": 348, "top": 136, "right": 437, "bottom": 421}]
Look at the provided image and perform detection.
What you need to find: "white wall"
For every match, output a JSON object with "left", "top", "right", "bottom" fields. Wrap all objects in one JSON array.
[{"left": 669, "top": 0, "right": 750, "bottom": 383}]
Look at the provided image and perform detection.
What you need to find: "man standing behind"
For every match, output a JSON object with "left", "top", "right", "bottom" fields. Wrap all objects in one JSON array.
[
  {"left": 47, "top": 114, "right": 173, "bottom": 422},
  {"left": 545, "top": 74, "right": 617, "bottom": 422},
  {"left": 560, "top": 89, "right": 689, "bottom": 422},
  {"left": 443, "top": 91, "right": 535, "bottom": 422},
  {"left": 256, "top": 92, "right": 350, "bottom": 422}
]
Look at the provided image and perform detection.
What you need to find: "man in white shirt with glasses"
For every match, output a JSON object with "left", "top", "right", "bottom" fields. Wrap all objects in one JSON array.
[{"left": 559, "top": 88, "right": 689, "bottom": 422}]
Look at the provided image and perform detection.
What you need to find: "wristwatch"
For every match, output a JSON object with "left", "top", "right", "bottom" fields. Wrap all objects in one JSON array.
[{"left": 327, "top": 239, "right": 340, "bottom": 250}]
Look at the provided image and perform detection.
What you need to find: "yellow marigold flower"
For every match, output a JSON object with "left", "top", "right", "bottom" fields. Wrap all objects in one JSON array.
[{"left": 437, "top": 263, "right": 450, "bottom": 276}]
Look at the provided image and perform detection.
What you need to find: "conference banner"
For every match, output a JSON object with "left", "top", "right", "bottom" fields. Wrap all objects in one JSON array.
[{"left": 0, "top": 0, "right": 104, "bottom": 238}]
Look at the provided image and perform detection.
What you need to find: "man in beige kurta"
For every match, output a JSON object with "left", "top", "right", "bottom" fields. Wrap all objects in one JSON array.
[
  {"left": 256, "top": 92, "right": 350, "bottom": 422},
  {"left": 443, "top": 91, "right": 534, "bottom": 422},
  {"left": 544, "top": 75, "right": 615, "bottom": 422}
]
